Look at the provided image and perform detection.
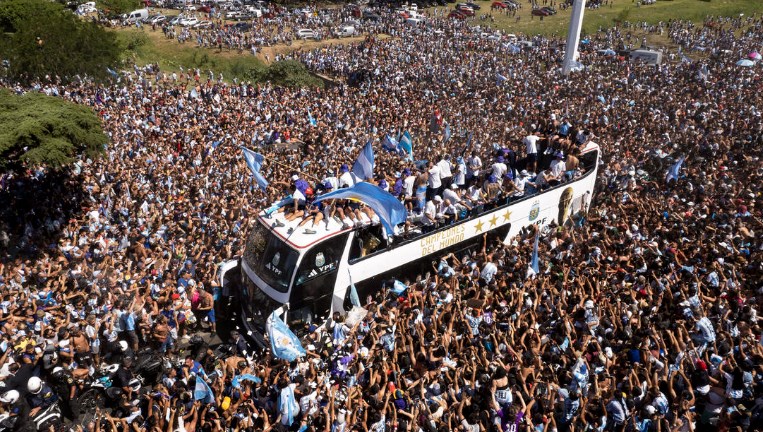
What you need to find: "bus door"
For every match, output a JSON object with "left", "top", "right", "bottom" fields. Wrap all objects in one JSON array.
[{"left": 288, "top": 233, "right": 349, "bottom": 329}]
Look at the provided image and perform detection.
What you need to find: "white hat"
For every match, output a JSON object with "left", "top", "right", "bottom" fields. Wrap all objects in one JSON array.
[
  {"left": 584, "top": 300, "right": 594, "bottom": 309},
  {"left": 450, "top": 183, "right": 458, "bottom": 189},
  {"left": 0, "top": 390, "right": 19, "bottom": 404},
  {"left": 291, "top": 175, "right": 299, "bottom": 181},
  {"left": 645, "top": 405, "right": 656, "bottom": 415},
  {"left": 433, "top": 195, "right": 443, "bottom": 202}
]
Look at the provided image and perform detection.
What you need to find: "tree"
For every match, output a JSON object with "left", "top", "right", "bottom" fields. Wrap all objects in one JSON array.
[
  {"left": 0, "top": 89, "right": 106, "bottom": 169},
  {"left": 0, "top": 0, "right": 122, "bottom": 84}
]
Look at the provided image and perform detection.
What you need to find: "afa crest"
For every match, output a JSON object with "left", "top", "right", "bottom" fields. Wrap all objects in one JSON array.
[{"left": 529, "top": 201, "right": 540, "bottom": 221}]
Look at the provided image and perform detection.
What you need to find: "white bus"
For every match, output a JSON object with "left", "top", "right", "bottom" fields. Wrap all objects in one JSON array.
[{"left": 218, "top": 143, "right": 601, "bottom": 348}]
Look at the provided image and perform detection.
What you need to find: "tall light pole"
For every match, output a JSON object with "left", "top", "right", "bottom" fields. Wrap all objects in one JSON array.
[{"left": 562, "top": 0, "right": 586, "bottom": 75}]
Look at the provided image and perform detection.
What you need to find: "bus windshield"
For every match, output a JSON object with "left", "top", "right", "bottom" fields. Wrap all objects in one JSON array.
[{"left": 243, "top": 221, "right": 298, "bottom": 293}]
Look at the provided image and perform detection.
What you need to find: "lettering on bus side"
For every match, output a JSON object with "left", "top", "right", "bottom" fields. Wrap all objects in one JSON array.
[{"left": 419, "top": 224, "right": 466, "bottom": 256}]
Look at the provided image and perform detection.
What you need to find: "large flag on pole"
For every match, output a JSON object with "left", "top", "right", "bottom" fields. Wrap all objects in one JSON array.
[
  {"left": 399, "top": 131, "right": 413, "bottom": 161},
  {"left": 665, "top": 156, "right": 685, "bottom": 184},
  {"left": 444, "top": 122, "right": 451, "bottom": 143},
  {"left": 266, "top": 312, "right": 306, "bottom": 362},
  {"left": 240, "top": 147, "right": 269, "bottom": 191},
  {"left": 352, "top": 139, "right": 375, "bottom": 181},
  {"left": 526, "top": 231, "right": 540, "bottom": 279}
]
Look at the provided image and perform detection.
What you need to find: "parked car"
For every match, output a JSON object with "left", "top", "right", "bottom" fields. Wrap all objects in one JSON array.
[
  {"left": 295, "top": 28, "right": 317, "bottom": 39},
  {"left": 448, "top": 10, "right": 466, "bottom": 19},
  {"left": 465, "top": 1, "right": 481, "bottom": 9},
  {"left": 229, "top": 21, "right": 252, "bottom": 30},
  {"left": 193, "top": 20, "right": 214, "bottom": 28},
  {"left": 540, "top": 6, "right": 557, "bottom": 14},
  {"left": 491, "top": 1, "right": 508, "bottom": 8},
  {"left": 179, "top": 16, "right": 199, "bottom": 26},
  {"left": 456, "top": 5, "right": 475, "bottom": 16},
  {"left": 334, "top": 25, "right": 357, "bottom": 38},
  {"left": 531, "top": 8, "right": 551, "bottom": 16},
  {"left": 169, "top": 15, "right": 183, "bottom": 25},
  {"left": 145, "top": 14, "right": 166, "bottom": 24},
  {"left": 362, "top": 11, "right": 381, "bottom": 21}
]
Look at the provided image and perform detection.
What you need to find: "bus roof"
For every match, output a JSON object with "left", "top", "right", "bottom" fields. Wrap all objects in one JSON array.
[
  {"left": 257, "top": 212, "right": 352, "bottom": 250},
  {"left": 260, "top": 141, "right": 601, "bottom": 251}
]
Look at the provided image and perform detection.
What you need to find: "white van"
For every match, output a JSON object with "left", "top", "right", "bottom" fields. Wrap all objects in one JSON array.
[
  {"left": 334, "top": 25, "right": 356, "bottom": 38},
  {"left": 125, "top": 8, "right": 149, "bottom": 23},
  {"left": 405, "top": 17, "right": 423, "bottom": 25},
  {"left": 629, "top": 49, "right": 662, "bottom": 65}
]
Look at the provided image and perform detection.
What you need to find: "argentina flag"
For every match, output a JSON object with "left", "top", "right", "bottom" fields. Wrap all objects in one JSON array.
[
  {"left": 267, "top": 312, "right": 306, "bottom": 362},
  {"left": 352, "top": 139, "right": 375, "bottom": 181},
  {"left": 240, "top": 146, "right": 269, "bottom": 191},
  {"left": 399, "top": 131, "right": 413, "bottom": 161},
  {"left": 526, "top": 231, "right": 540, "bottom": 279}
]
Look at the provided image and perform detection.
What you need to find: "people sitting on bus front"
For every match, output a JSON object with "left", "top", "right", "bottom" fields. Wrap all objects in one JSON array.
[
  {"left": 501, "top": 174, "right": 519, "bottom": 203},
  {"left": 296, "top": 199, "right": 331, "bottom": 234},
  {"left": 549, "top": 152, "right": 567, "bottom": 180}
]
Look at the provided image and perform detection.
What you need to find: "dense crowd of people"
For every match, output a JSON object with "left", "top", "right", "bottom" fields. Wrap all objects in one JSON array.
[{"left": 1, "top": 6, "right": 762, "bottom": 432}]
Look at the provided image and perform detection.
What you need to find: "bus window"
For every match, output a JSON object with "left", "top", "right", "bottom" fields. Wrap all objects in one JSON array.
[
  {"left": 289, "top": 233, "right": 349, "bottom": 327},
  {"left": 349, "top": 226, "right": 385, "bottom": 261},
  {"left": 243, "top": 221, "right": 298, "bottom": 293}
]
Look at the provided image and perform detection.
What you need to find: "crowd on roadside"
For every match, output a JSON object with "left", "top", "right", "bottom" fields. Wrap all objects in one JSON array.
[{"left": 0, "top": 7, "right": 763, "bottom": 432}]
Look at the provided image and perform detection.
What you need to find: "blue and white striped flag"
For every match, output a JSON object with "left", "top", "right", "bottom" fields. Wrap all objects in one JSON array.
[
  {"left": 382, "top": 134, "right": 398, "bottom": 152},
  {"left": 240, "top": 147, "right": 269, "bottom": 191},
  {"left": 267, "top": 312, "right": 306, "bottom": 362},
  {"left": 527, "top": 231, "right": 540, "bottom": 279},
  {"left": 352, "top": 139, "right": 375, "bottom": 181},
  {"left": 444, "top": 122, "right": 451, "bottom": 143},
  {"left": 307, "top": 110, "right": 317, "bottom": 127},
  {"left": 193, "top": 377, "right": 215, "bottom": 404},
  {"left": 665, "top": 156, "right": 685, "bottom": 184},
  {"left": 496, "top": 73, "right": 508, "bottom": 85},
  {"left": 399, "top": 131, "right": 413, "bottom": 161}
]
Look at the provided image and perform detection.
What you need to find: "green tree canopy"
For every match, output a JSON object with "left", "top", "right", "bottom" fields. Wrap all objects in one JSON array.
[
  {"left": 0, "top": 89, "right": 106, "bottom": 169},
  {"left": 0, "top": 0, "right": 122, "bottom": 84}
]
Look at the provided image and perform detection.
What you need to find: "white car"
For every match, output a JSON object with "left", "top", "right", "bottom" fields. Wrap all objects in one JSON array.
[
  {"left": 296, "top": 29, "right": 317, "bottom": 40},
  {"left": 193, "top": 20, "right": 213, "bottom": 28},
  {"left": 179, "top": 17, "right": 199, "bottom": 26}
]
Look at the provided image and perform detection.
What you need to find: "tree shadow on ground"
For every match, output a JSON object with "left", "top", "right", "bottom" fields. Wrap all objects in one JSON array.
[{"left": 0, "top": 169, "right": 87, "bottom": 260}]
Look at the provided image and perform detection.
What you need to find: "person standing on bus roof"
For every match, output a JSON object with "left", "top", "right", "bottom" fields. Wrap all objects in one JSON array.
[
  {"left": 437, "top": 154, "right": 453, "bottom": 190},
  {"left": 427, "top": 161, "right": 442, "bottom": 202},
  {"left": 523, "top": 127, "right": 540, "bottom": 174},
  {"left": 467, "top": 151, "right": 482, "bottom": 183},
  {"left": 422, "top": 197, "right": 437, "bottom": 233},
  {"left": 323, "top": 168, "right": 339, "bottom": 191},
  {"left": 339, "top": 164, "right": 354, "bottom": 188}
]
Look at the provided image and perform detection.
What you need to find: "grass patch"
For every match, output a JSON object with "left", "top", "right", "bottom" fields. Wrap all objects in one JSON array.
[
  {"left": 453, "top": 0, "right": 762, "bottom": 37},
  {"left": 115, "top": 27, "right": 267, "bottom": 81}
]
